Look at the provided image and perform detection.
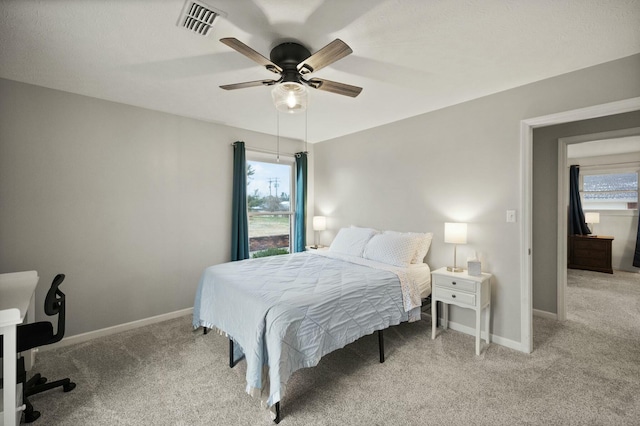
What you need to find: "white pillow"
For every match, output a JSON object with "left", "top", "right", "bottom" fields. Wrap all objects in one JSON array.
[
  {"left": 363, "top": 232, "right": 420, "bottom": 267},
  {"left": 414, "top": 232, "right": 433, "bottom": 263},
  {"left": 329, "top": 227, "right": 378, "bottom": 257},
  {"left": 384, "top": 231, "right": 433, "bottom": 264}
]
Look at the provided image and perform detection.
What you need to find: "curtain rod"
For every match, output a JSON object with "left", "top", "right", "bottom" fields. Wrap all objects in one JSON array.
[{"left": 231, "top": 143, "right": 307, "bottom": 158}]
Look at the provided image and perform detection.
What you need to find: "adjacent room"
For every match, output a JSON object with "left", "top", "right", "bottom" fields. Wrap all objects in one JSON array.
[{"left": 1, "top": 1, "right": 639, "bottom": 425}]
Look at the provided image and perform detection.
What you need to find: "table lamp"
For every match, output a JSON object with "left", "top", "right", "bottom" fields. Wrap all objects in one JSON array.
[
  {"left": 445, "top": 222, "right": 467, "bottom": 272},
  {"left": 312, "top": 216, "right": 326, "bottom": 248},
  {"left": 585, "top": 212, "right": 600, "bottom": 236}
]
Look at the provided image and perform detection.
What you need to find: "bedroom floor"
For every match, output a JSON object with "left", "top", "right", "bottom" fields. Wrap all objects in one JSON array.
[{"left": 25, "top": 269, "right": 640, "bottom": 425}]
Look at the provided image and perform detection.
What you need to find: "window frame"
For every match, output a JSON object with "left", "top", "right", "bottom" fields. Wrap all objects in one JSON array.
[
  {"left": 245, "top": 150, "right": 296, "bottom": 253},
  {"left": 579, "top": 164, "right": 639, "bottom": 212}
]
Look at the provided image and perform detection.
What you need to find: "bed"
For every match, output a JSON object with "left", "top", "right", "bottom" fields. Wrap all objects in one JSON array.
[{"left": 193, "top": 227, "right": 432, "bottom": 423}]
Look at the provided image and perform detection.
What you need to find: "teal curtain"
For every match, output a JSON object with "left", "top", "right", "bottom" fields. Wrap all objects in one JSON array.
[
  {"left": 634, "top": 216, "right": 640, "bottom": 267},
  {"left": 293, "top": 152, "right": 308, "bottom": 252},
  {"left": 568, "top": 165, "right": 590, "bottom": 235},
  {"left": 231, "top": 141, "right": 249, "bottom": 261}
]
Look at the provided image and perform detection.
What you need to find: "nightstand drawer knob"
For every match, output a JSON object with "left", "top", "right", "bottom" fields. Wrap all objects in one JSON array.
[
  {"left": 452, "top": 282, "right": 456, "bottom": 285},
  {"left": 452, "top": 294, "right": 456, "bottom": 298}
]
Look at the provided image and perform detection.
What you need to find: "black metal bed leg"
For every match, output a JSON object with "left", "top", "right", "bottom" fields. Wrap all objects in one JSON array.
[
  {"left": 378, "top": 329, "right": 385, "bottom": 363},
  {"left": 203, "top": 327, "right": 208, "bottom": 335},
  {"left": 274, "top": 402, "right": 281, "bottom": 424},
  {"left": 229, "top": 338, "right": 235, "bottom": 368}
]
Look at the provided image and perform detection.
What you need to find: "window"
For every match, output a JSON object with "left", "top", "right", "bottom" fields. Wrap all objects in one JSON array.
[
  {"left": 581, "top": 169, "right": 638, "bottom": 210},
  {"left": 246, "top": 153, "right": 295, "bottom": 257}
]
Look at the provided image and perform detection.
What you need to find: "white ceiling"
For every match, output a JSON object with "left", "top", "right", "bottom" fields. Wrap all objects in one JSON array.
[{"left": 1, "top": 0, "right": 639, "bottom": 143}]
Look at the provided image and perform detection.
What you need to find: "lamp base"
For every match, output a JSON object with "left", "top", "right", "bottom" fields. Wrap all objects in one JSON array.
[{"left": 446, "top": 266, "right": 464, "bottom": 272}]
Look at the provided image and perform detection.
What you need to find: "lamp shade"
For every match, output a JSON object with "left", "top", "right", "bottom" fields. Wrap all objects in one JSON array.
[
  {"left": 312, "top": 216, "right": 327, "bottom": 231},
  {"left": 585, "top": 212, "right": 600, "bottom": 224},
  {"left": 271, "top": 82, "right": 308, "bottom": 113},
  {"left": 444, "top": 222, "right": 467, "bottom": 244}
]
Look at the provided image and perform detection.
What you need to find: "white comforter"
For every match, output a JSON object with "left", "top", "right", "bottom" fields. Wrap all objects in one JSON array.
[{"left": 193, "top": 251, "right": 431, "bottom": 408}]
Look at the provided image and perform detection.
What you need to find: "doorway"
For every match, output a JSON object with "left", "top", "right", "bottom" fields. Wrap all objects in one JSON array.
[
  {"left": 520, "top": 97, "right": 640, "bottom": 354},
  {"left": 556, "top": 128, "right": 640, "bottom": 320}
]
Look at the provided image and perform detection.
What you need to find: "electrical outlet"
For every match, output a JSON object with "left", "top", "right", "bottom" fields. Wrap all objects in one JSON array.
[{"left": 506, "top": 210, "right": 516, "bottom": 223}]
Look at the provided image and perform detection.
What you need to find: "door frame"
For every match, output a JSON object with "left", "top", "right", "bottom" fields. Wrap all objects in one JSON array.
[
  {"left": 556, "top": 127, "right": 640, "bottom": 321},
  {"left": 520, "top": 97, "right": 640, "bottom": 353}
]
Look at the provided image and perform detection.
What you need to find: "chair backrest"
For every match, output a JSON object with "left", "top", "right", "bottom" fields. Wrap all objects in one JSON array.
[{"left": 45, "top": 273, "right": 66, "bottom": 343}]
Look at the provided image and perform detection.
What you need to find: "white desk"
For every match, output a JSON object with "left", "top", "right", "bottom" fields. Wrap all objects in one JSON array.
[{"left": 0, "top": 271, "right": 39, "bottom": 426}]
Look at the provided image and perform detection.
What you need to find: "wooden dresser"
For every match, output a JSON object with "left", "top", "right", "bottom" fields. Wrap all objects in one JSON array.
[{"left": 568, "top": 235, "right": 614, "bottom": 274}]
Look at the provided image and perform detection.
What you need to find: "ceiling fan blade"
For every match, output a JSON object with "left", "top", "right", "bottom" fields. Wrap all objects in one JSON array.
[
  {"left": 297, "top": 39, "right": 352, "bottom": 75},
  {"left": 220, "top": 79, "right": 279, "bottom": 90},
  {"left": 220, "top": 38, "right": 283, "bottom": 74},
  {"left": 306, "top": 78, "right": 362, "bottom": 98}
]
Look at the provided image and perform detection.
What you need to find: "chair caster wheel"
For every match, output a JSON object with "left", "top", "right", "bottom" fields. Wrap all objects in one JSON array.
[
  {"left": 24, "top": 410, "right": 41, "bottom": 423},
  {"left": 63, "top": 382, "right": 76, "bottom": 392}
]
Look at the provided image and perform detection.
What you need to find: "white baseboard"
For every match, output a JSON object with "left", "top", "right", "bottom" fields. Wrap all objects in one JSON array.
[
  {"left": 44, "top": 308, "right": 526, "bottom": 354},
  {"left": 444, "top": 320, "right": 526, "bottom": 353},
  {"left": 41, "top": 307, "right": 193, "bottom": 351},
  {"left": 533, "top": 309, "right": 558, "bottom": 320},
  {"left": 421, "top": 313, "right": 526, "bottom": 353}
]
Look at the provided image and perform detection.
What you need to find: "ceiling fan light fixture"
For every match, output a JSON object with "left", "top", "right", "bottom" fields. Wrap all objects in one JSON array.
[{"left": 271, "top": 82, "right": 307, "bottom": 114}]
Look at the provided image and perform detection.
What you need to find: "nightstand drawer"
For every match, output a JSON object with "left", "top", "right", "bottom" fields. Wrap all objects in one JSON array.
[
  {"left": 433, "top": 275, "right": 476, "bottom": 292},
  {"left": 433, "top": 287, "right": 476, "bottom": 307}
]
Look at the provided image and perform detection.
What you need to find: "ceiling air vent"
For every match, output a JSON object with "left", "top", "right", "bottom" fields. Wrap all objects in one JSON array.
[{"left": 177, "top": 0, "right": 227, "bottom": 37}]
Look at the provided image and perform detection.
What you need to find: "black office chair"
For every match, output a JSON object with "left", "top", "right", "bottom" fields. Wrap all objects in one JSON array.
[{"left": 0, "top": 274, "right": 76, "bottom": 422}]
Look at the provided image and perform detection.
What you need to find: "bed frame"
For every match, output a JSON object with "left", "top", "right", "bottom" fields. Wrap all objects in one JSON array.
[
  {"left": 203, "top": 326, "right": 385, "bottom": 424},
  {"left": 201, "top": 295, "right": 431, "bottom": 424}
]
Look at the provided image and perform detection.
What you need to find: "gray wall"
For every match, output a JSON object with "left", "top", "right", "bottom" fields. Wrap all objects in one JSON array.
[
  {"left": 313, "top": 54, "right": 640, "bottom": 345},
  {"left": 2, "top": 53, "right": 639, "bottom": 347},
  {"left": 0, "top": 78, "right": 311, "bottom": 336},
  {"left": 532, "top": 118, "right": 640, "bottom": 313}
]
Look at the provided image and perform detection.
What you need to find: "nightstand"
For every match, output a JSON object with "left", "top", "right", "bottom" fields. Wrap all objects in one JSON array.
[
  {"left": 431, "top": 267, "right": 492, "bottom": 355},
  {"left": 305, "top": 246, "right": 328, "bottom": 251}
]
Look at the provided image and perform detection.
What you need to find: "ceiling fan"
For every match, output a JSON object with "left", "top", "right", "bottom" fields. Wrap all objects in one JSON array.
[{"left": 219, "top": 37, "right": 363, "bottom": 100}]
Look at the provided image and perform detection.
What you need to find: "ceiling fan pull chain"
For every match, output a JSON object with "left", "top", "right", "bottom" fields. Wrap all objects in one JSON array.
[
  {"left": 305, "top": 108, "right": 308, "bottom": 153},
  {"left": 276, "top": 110, "right": 280, "bottom": 162}
]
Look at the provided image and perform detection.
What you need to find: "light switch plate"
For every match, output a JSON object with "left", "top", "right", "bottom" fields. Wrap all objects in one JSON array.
[{"left": 506, "top": 210, "right": 516, "bottom": 223}]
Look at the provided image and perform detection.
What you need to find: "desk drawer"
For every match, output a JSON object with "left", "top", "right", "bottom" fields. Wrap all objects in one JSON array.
[
  {"left": 433, "top": 275, "right": 476, "bottom": 292},
  {"left": 433, "top": 287, "right": 475, "bottom": 307}
]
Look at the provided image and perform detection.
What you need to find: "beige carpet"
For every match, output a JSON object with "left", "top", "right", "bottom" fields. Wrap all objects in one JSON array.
[{"left": 26, "top": 269, "right": 640, "bottom": 425}]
